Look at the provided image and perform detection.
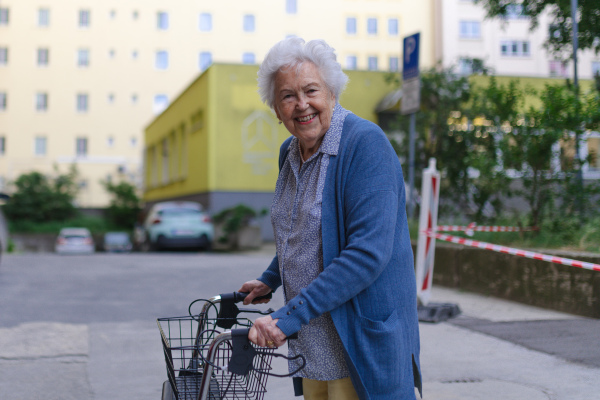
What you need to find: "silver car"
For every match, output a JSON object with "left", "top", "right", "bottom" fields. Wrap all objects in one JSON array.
[{"left": 55, "top": 228, "right": 95, "bottom": 254}]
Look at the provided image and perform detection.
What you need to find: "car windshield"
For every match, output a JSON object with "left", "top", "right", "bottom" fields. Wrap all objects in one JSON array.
[
  {"left": 105, "top": 233, "right": 129, "bottom": 243},
  {"left": 158, "top": 208, "right": 201, "bottom": 216}
]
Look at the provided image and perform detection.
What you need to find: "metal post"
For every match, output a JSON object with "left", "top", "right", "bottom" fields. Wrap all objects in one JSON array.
[
  {"left": 408, "top": 112, "right": 416, "bottom": 219},
  {"left": 571, "top": 0, "right": 583, "bottom": 219}
]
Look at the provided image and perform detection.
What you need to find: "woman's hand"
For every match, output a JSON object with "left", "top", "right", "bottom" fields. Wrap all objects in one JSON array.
[
  {"left": 249, "top": 315, "right": 287, "bottom": 348},
  {"left": 238, "top": 279, "right": 272, "bottom": 305}
]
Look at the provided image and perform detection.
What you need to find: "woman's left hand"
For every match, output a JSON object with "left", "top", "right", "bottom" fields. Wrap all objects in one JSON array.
[{"left": 249, "top": 315, "right": 287, "bottom": 348}]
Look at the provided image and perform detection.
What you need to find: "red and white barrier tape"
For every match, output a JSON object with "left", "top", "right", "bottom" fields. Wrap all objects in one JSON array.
[
  {"left": 436, "top": 225, "right": 539, "bottom": 233},
  {"left": 424, "top": 230, "right": 600, "bottom": 272}
]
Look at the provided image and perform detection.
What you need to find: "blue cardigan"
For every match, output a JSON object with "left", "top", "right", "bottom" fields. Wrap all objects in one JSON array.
[{"left": 258, "top": 114, "right": 422, "bottom": 400}]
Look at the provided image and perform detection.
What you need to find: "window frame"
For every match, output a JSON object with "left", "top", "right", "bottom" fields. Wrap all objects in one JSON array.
[
  {"left": 346, "top": 17, "right": 357, "bottom": 35},
  {"left": 77, "top": 49, "right": 89, "bottom": 67},
  {"left": 38, "top": 8, "right": 50, "bottom": 27},
  {"left": 157, "top": 11, "right": 169, "bottom": 30},
  {"left": 243, "top": 14, "right": 255, "bottom": 32},
  {"left": 78, "top": 9, "right": 90, "bottom": 28},
  {"left": 367, "top": 56, "right": 378, "bottom": 71},
  {"left": 459, "top": 20, "right": 481, "bottom": 39},
  {"left": 367, "top": 18, "right": 378, "bottom": 35},
  {"left": 0, "top": 8, "right": 9, "bottom": 25},
  {"left": 76, "top": 137, "right": 88, "bottom": 157},
  {"left": 0, "top": 47, "right": 8, "bottom": 65},
  {"left": 199, "top": 13, "right": 212, "bottom": 31},
  {"left": 346, "top": 55, "right": 357, "bottom": 70},
  {"left": 155, "top": 50, "right": 169, "bottom": 70},
  {"left": 34, "top": 136, "right": 47, "bottom": 156},
  {"left": 76, "top": 93, "right": 89, "bottom": 112},
  {"left": 286, "top": 0, "right": 297, "bottom": 14},
  {"left": 199, "top": 51, "right": 212, "bottom": 71},
  {"left": 37, "top": 48, "right": 49, "bottom": 66},
  {"left": 36, "top": 92, "right": 48, "bottom": 111},
  {"left": 388, "top": 18, "right": 399, "bottom": 36}
]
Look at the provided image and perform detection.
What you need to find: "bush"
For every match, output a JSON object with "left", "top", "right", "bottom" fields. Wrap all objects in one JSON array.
[{"left": 2, "top": 168, "right": 78, "bottom": 223}]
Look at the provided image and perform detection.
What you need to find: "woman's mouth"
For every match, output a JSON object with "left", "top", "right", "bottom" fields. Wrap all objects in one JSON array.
[{"left": 296, "top": 113, "right": 317, "bottom": 123}]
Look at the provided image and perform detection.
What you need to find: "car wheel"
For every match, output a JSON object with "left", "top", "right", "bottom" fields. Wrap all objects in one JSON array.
[{"left": 199, "top": 234, "right": 211, "bottom": 251}]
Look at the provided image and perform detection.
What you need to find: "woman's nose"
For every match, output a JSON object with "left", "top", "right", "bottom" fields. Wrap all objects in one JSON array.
[{"left": 296, "top": 94, "right": 309, "bottom": 110}]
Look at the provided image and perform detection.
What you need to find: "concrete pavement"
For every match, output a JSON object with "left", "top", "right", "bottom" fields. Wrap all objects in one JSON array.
[{"left": 1, "top": 246, "right": 598, "bottom": 400}]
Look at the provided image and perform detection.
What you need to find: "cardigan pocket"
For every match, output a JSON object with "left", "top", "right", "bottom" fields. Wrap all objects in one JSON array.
[{"left": 356, "top": 309, "right": 405, "bottom": 394}]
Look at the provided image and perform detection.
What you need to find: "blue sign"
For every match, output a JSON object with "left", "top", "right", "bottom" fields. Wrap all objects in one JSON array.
[{"left": 402, "top": 33, "right": 420, "bottom": 80}]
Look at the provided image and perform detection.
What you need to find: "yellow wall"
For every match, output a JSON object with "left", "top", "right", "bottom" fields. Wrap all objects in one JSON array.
[{"left": 143, "top": 64, "right": 396, "bottom": 200}]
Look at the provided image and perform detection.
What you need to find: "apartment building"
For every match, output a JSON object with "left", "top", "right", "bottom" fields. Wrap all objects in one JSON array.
[
  {"left": 436, "top": 0, "right": 600, "bottom": 79},
  {"left": 0, "top": 0, "right": 436, "bottom": 208}
]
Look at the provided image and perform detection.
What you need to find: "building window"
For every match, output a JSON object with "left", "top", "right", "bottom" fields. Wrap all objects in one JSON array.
[
  {"left": 242, "top": 52, "right": 255, "bottom": 64},
  {"left": 34, "top": 136, "right": 47, "bottom": 156},
  {"left": 153, "top": 94, "right": 168, "bottom": 114},
  {"left": 549, "top": 60, "right": 567, "bottom": 78},
  {"left": 37, "top": 48, "right": 49, "bottom": 66},
  {"left": 155, "top": 50, "right": 169, "bottom": 70},
  {"left": 505, "top": 4, "right": 528, "bottom": 20},
  {"left": 367, "top": 18, "right": 377, "bottom": 35},
  {"left": 77, "top": 49, "right": 89, "bottom": 67},
  {"left": 76, "top": 137, "right": 88, "bottom": 156},
  {"left": 132, "top": 50, "right": 138, "bottom": 59},
  {"left": 286, "top": 0, "right": 297, "bottom": 14},
  {"left": 109, "top": 10, "right": 116, "bottom": 19},
  {"left": 0, "top": 47, "right": 8, "bottom": 65},
  {"left": 77, "top": 93, "right": 88, "bottom": 112},
  {"left": 389, "top": 56, "right": 399, "bottom": 72},
  {"left": 243, "top": 14, "right": 255, "bottom": 32},
  {"left": 0, "top": 92, "right": 6, "bottom": 110},
  {"left": 592, "top": 61, "right": 600, "bottom": 77},
  {"left": 388, "top": 18, "right": 399, "bottom": 36},
  {"left": 346, "top": 17, "right": 357, "bottom": 35},
  {"left": 107, "top": 136, "right": 115, "bottom": 148},
  {"left": 36, "top": 93, "right": 48, "bottom": 111},
  {"left": 199, "top": 51, "right": 212, "bottom": 71},
  {"left": 79, "top": 10, "right": 90, "bottom": 27},
  {"left": 458, "top": 58, "right": 473, "bottom": 75},
  {"left": 0, "top": 136, "right": 5, "bottom": 155},
  {"left": 501, "top": 40, "right": 530, "bottom": 57},
  {"left": 459, "top": 21, "right": 481, "bottom": 39},
  {"left": 132, "top": 10, "right": 139, "bottom": 20},
  {"left": 131, "top": 94, "right": 138, "bottom": 104},
  {"left": 38, "top": 8, "right": 50, "bottom": 26},
  {"left": 199, "top": 13, "right": 212, "bottom": 31},
  {"left": 108, "top": 93, "right": 115, "bottom": 103},
  {"left": 368, "top": 56, "right": 378, "bottom": 70},
  {"left": 157, "top": 11, "right": 168, "bottom": 30},
  {"left": 346, "top": 55, "right": 357, "bottom": 70},
  {"left": 109, "top": 49, "right": 115, "bottom": 58},
  {"left": 130, "top": 137, "right": 138, "bottom": 147},
  {"left": 0, "top": 8, "right": 8, "bottom": 25}
]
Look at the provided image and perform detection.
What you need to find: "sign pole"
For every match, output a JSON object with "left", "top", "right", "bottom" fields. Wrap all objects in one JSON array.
[{"left": 402, "top": 33, "right": 421, "bottom": 219}]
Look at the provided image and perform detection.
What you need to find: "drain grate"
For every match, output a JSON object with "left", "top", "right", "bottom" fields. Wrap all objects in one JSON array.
[{"left": 441, "top": 378, "right": 483, "bottom": 384}]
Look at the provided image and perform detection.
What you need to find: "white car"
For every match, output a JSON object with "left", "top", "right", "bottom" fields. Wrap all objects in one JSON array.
[
  {"left": 142, "top": 201, "right": 214, "bottom": 251},
  {"left": 55, "top": 228, "right": 95, "bottom": 254}
]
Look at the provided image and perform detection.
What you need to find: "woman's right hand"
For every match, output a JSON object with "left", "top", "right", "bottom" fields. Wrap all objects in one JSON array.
[{"left": 238, "top": 279, "right": 272, "bottom": 305}]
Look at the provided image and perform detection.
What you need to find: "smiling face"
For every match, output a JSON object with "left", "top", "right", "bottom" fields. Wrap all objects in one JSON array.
[{"left": 273, "top": 62, "right": 336, "bottom": 160}]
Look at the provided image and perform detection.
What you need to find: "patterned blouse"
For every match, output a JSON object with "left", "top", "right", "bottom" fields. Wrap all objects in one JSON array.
[{"left": 270, "top": 104, "right": 352, "bottom": 380}]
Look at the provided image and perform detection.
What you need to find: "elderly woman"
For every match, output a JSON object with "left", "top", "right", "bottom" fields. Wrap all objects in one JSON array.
[{"left": 239, "top": 37, "right": 421, "bottom": 400}]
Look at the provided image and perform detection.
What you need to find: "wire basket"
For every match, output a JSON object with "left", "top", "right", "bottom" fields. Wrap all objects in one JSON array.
[{"left": 157, "top": 315, "right": 275, "bottom": 400}]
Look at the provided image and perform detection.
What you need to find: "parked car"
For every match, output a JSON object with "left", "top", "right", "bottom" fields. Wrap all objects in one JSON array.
[
  {"left": 103, "top": 232, "right": 133, "bottom": 253},
  {"left": 141, "top": 201, "right": 214, "bottom": 251},
  {"left": 55, "top": 228, "right": 95, "bottom": 254}
]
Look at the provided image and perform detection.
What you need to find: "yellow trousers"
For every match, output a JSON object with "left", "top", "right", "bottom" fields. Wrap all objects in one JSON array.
[{"left": 302, "top": 377, "right": 360, "bottom": 400}]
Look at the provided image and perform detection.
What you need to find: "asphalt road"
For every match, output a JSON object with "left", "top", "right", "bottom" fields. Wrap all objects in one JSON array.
[{"left": 1, "top": 251, "right": 599, "bottom": 400}]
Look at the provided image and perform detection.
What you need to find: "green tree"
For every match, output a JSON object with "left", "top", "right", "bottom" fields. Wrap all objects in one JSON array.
[
  {"left": 2, "top": 166, "right": 79, "bottom": 223},
  {"left": 102, "top": 180, "right": 142, "bottom": 230},
  {"left": 474, "top": 0, "right": 600, "bottom": 57}
]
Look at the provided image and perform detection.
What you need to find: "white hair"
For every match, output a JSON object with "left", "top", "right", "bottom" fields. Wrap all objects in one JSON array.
[{"left": 257, "top": 37, "right": 349, "bottom": 109}]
